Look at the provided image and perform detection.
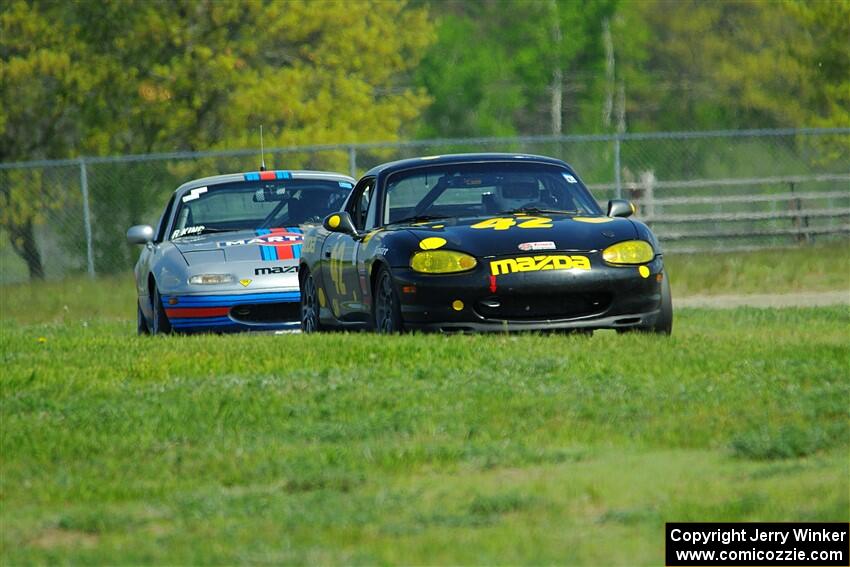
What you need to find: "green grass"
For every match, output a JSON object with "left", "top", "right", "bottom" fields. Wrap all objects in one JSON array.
[
  {"left": 663, "top": 240, "right": 850, "bottom": 296},
  {"left": 1, "top": 303, "right": 848, "bottom": 563},
  {"left": 1, "top": 244, "right": 848, "bottom": 564}
]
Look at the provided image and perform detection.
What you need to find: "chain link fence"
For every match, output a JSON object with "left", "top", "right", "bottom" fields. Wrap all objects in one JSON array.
[{"left": 1, "top": 128, "right": 848, "bottom": 284}]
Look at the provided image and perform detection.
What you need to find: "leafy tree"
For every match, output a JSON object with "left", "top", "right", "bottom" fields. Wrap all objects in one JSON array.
[
  {"left": 1, "top": 0, "right": 434, "bottom": 276},
  {"left": 414, "top": 0, "right": 616, "bottom": 138},
  {"left": 0, "top": 1, "right": 96, "bottom": 278},
  {"left": 613, "top": 0, "right": 850, "bottom": 132}
]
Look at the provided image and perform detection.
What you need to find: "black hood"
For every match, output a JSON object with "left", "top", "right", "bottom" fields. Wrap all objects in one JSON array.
[{"left": 400, "top": 214, "right": 638, "bottom": 257}]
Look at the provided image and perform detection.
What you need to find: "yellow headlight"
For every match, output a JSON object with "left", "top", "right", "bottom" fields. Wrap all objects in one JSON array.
[
  {"left": 410, "top": 250, "right": 477, "bottom": 274},
  {"left": 602, "top": 240, "right": 654, "bottom": 265}
]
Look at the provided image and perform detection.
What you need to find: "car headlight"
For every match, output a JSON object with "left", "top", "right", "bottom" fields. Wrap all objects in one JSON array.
[
  {"left": 602, "top": 240, "right": 654, "bottom": 265},
  {"left": 189, "top": 273, "right": 235, "bottom": 285},
  {"left": 410, "top": 250, "right": 477, "bottom": 274}
]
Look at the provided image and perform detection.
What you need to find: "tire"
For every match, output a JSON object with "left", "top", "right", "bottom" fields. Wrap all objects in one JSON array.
[
  {"left": 301, "top": 269, "right": 322, "bottom": 333},
  {"left": 650, "top": 273, "right": 673, "bottom": 335},
  {"left": 137, "top": 301, "right": 150, "bottom": 335},
  {"left": 372, "top": 265, "right": 404, "bottom": 334},
  {"left": 151, "top": 284, "right": 172, "bottom": 335}
]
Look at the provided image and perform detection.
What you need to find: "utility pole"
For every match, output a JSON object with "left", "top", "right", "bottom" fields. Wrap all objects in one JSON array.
[
  {"left": 602, "top": 18, "right": 614, "bottom": 129},
  {"left": 550, "top": 0, "right": 563, "bottom": 136}
]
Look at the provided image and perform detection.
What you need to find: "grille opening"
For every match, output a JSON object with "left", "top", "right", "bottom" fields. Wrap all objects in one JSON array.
[
  {"left": 614, "top": 317, "right": 641, "bottom": 325},
  {"left": 476, "top": 292, "right": 610, "bottom": 321},
  {"left": 230, "top": 302, "right": 300, "bottom": 324}
]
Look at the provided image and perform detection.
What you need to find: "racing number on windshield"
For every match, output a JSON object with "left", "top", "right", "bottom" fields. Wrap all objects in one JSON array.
[{"left": 471, "top": 216, "right": 553, "bottom": 230}]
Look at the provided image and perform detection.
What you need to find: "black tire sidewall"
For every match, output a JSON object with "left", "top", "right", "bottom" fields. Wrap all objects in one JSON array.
[
  {"left": 137, "top": 301, "right": 150, "bottom": 335},
  {"left": 151, "top": 286, "right": 172, "bottom": 335},
  {"left": 372, "top": 266, "right": 403, "bottom": 333},
  {"left": 301, "top": 271, "right": 321, "bottom": 333}
]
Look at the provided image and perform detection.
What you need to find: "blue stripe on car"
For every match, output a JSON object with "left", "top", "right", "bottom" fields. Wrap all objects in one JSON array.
[{"left": 164, "top": 292, "right": 300, "bottom": 307}]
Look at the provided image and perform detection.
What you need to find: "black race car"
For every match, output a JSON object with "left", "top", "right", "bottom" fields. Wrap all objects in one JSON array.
[{"left": 298, "top": 153, "right": 672, "bottom": 334}]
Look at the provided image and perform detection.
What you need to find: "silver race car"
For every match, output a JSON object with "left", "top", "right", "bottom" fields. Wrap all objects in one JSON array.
[{"left": 127, "top": 169, "right": 355, "bottom": 334}]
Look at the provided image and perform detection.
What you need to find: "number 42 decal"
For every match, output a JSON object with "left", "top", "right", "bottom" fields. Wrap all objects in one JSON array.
[{"left": 470, "top": 216, "right": 553, "bottom": 230}]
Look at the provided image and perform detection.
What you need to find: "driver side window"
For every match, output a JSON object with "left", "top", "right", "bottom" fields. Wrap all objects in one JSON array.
[
  {"left": 155, "top": 194, "right": 176, "bottom": 243},
  {"left": 347, "top": 178, "right": 374, "bottom": 231}
]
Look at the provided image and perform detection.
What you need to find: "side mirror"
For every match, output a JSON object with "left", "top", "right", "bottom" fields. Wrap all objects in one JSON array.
[
  {"left": 322, "top": 212, "right": 359, "bottom": 236},
  {"left": 127, "top": 224, "right": 155, "bottom": 244},
  {"left": 607, "top": 199, "right": 635, "bottom": 218}
]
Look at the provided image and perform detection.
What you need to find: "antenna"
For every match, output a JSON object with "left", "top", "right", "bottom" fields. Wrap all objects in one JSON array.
[{"left": 259, "top": 124, "right": 266, "bottom": 171}]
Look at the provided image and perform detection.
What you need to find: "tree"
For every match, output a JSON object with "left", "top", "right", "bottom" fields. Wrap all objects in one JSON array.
[
  {"left": 613, "top": 0, "right": 850, "bottom": 132},
  {"left": 0, "top": 1, "right": 98, "bottom": 278},
  {"left": 414, "top": 0, "right": 616, "bottom": 138},
  {"left": 0, "top": 0, "right": 435, "bottom": 276}
]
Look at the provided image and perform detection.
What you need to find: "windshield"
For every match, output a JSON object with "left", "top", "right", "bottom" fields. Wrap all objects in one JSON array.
[
  {"left": 170, "top": 179, "right": 351, "bottom": 239},
  {"left": 383, "top": 162, "right": 601, "bottom": 224}
]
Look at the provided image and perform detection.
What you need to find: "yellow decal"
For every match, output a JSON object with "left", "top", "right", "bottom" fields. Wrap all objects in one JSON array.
[
  {"left": 471, "top": 217, "right": 516, "bottom": 231},
  {"left": 432, "top": 224, "right": 445, "bottom": 229},
  {"left": 240, "top": 279, "right": 252, "bottom": 287},
  {"left": 490, "top": 255, "right": 591, "bottom": 276},
  {"left": 517, "top": 216, "right": 553, "bottom": 228},
  {"left": 361, "top": 228, "right": 382, "bottom": 244},
  {"left": 638, "top": 265, "right": 650, "bottom": 278},
  {"left": 452, "top": 299, "right": 464, "bottom": 311},
  {"left": 329, "top": 239, "right": 347, "bottom": 295},
  {"left": 419, "top": 237, "right": 447, "bottom": 250},
  {"left": 573, "top": 217, "right": 613, "bottom": 223},
  {"left": 471, "top": 216, "right": 553, "bottom": 231},
  {"left": 328, "top": 215, "right": 341, "bottom": 228},
  {"left": 318, "top": 287, "right": 327, "bottom": 307}
]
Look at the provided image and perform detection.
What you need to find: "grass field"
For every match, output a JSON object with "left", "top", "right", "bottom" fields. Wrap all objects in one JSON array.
[{"left": 1, "top": 244, "right": 848, "bottom": 564}]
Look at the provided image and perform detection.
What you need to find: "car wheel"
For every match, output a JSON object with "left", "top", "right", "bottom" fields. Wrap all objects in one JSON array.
[
  {"left": 372, "top": 265, "right": 404, "bottom": 334},
  {"left": 151, "top": 284, "right": 172, "bottom": 335},
  {"left": 301, "top": 270, "right": 322, "bottom": 333},
  {"left": 650, "top": 272, "right": 673, "bottom": 335},
  {"left": 137, "top": 301, "right": 150, "bottom": 335}
]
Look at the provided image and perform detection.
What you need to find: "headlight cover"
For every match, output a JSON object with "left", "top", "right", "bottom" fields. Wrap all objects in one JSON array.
[
  {"left": 602, "top": 240, "right": 654, "bottom": 265},
  {"left": 410, "top": 250, "right": 477, "bottom": 274},
  {"left": 189, "top": 273, "right": 235, "bottom": 285}
]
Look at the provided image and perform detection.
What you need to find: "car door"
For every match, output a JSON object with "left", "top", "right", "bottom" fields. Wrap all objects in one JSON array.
[{"left": 322, "top": 177, "right": 375, "bottom": 323}]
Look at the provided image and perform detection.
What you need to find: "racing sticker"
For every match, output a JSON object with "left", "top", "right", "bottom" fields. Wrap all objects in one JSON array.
[
  {"left": 490, "top": 254, "right": 591, "bottom": 276},
  {"left": 254, "top": 266, "right": 299, "bottom": 275},
  {"left": 572, "top": 217, "right": 613, "bottom": 224},
  {"left": 171, "top": 225, "right": 205, "bottom": 239},
  {"left": 563, "top": 173, "right": 578, "bottom": 183},
  {"left": 471, "top": 216, "right": 553, "bottom": 230},
  {"left": 182, "top": 187, "right": 208, "bottom": 202},
  {"left": 419, "top": 237, "right": 446, "bottom": 250},
  {"left": 518, "top": 241, "right": 556, "bottom": 251},
  {"left": 217, "top": 228, "right": 304, "bottom": 261}
]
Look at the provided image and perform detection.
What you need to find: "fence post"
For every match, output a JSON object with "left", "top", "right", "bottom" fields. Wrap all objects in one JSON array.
[
  {"left": 640, "top": 170, "right": 656, "bottom": 219},
  {"left": 348, "top": 146, "right": 357, "bottom": 179},
  {"left": 613, "top": 134, "right": 622, "bottom": 199},
  {"left": 79, "top": 158, "right": 95, "bottom": 277},
  {"left": 788, "top": 181, "right": 810, "bottom": 244}
]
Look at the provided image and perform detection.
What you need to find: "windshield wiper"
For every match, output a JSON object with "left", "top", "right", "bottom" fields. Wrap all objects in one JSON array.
[
  {"left": 388, "top": 214, "right": 450, "bottom": 226},
  {"left": 500, "top": 207, "right": 577, "bottom": 215}
]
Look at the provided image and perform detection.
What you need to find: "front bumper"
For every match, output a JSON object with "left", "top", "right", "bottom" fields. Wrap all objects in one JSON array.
[
  {"left": 163, "top": 290, "right": 301, "bottom": 332},
  {"left": 392, "top": 254, "right": 665, "bottom": 332}
]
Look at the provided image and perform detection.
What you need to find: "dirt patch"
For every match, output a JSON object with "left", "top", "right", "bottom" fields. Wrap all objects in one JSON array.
[
  {"left": 677, "top": 290, "right": 849, "bottom": 309},
  {"left": 30, "top": 528, "right": 99, "bottom": 549}
]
